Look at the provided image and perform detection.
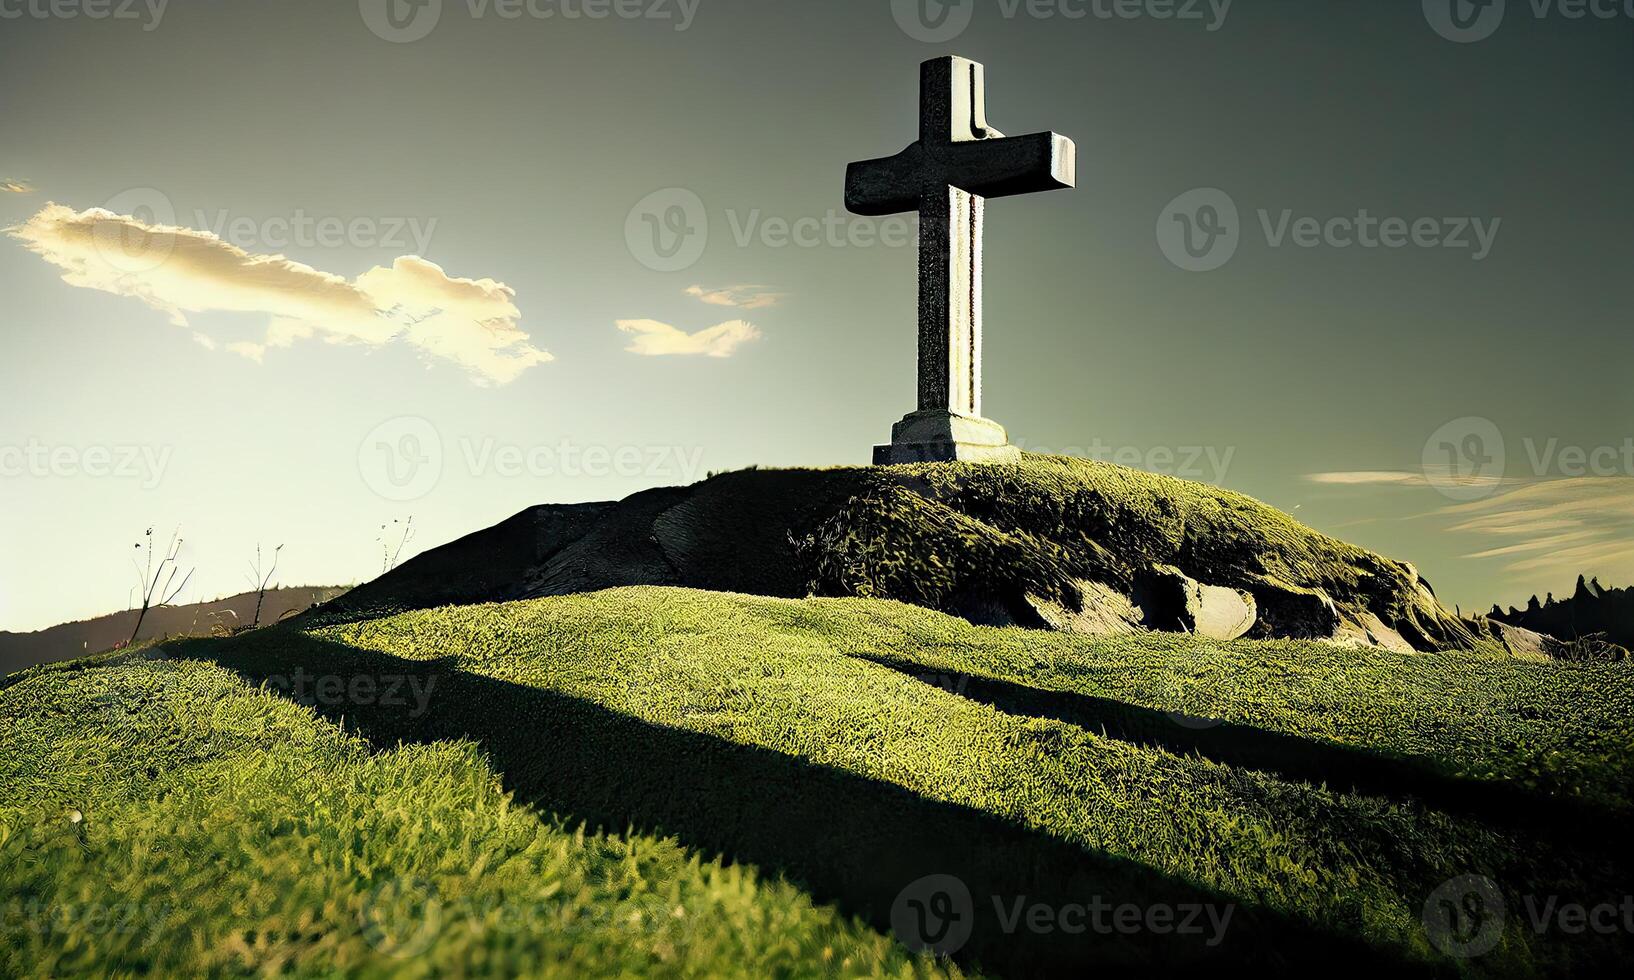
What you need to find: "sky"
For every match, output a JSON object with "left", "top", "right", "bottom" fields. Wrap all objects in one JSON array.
[{"left": 1, "top": 0, "right": 1630, "bottom": 632}]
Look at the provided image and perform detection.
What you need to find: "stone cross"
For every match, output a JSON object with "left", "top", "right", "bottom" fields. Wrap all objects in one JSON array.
[{"left": 847, "top": 56, "right": 1075, "bottom": 464}]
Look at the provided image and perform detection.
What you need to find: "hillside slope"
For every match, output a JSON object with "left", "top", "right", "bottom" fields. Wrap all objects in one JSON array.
[
  {"left": 311, "top": 456, "right": 1533, "bottom": 655},
  {"left": 6, "top": 588, "right": 1631, "bottom": 977}
]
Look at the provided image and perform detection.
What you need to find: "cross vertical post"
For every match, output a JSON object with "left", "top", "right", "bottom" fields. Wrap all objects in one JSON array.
[{"left": 846, "top": 56, "right": 1075, "bottom": 465}]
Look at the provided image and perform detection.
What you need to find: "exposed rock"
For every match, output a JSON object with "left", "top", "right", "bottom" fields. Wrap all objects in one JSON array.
[
  {"left": 1134, "top": 566, "right": 1257, "bottom": 641},
  {"left": 1244, "top": 577, "right": 1343, "bottom": 641},
  {"left": 1488, "top": 621, "right": 1569, "bottom": 659},
  {"left": 1025, "top": 580, "right": 1143, "bottom": 636},
  {"left": 1332, "top": 613, "right": 1418, "bottom": 655}
]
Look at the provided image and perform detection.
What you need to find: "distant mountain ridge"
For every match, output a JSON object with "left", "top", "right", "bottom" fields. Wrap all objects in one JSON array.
[
  {"left": 1491, "top": 576, "right": 1634, "bottom": 651},
  {"left": 0, "top": 586, "right": 348, "bottom": 677}
]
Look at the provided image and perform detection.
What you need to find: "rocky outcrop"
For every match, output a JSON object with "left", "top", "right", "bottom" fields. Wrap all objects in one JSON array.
[
  {"left": 305, "top": 455, "right": 1489, "bottom": 654},
  {"left": 1134, "top": 566, "right": 1257, "bottom": 641}
]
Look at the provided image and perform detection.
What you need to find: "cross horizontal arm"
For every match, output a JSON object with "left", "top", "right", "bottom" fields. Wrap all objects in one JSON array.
[{"left": 844, "top": 131, "right": 1076, "bottom": 216}]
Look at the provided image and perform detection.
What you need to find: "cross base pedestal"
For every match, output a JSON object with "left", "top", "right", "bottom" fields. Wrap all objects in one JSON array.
[{"left": 873, "top": 410, "right": 1021, "bottom": 465}]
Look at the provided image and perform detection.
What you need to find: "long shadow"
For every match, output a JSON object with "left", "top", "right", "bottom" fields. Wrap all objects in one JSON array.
[
  {"left": 162, "top": 630, "right": 1447, "bottom": 979},
  {"left": 858, "top": 654, "right": 1631, "bottom": 839}
]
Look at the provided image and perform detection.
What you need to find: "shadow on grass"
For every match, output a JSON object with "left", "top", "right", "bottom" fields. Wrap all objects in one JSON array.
[
  {"left": 857, "top": 654, "right": 1630, "bottom": 839},
  {"left": 151, "top": 629, "right": 1450, "bottom": 979}
]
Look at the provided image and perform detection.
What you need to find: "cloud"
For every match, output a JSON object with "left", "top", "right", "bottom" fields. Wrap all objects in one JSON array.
[
  {"left": 616, "top": 318, "right": 760, "bottom": 358},
  {"left": 1, "top": 179, "right": 33, "bottom": 194},
  {"left": 1304, "top": 466, "right": 1514, "bottom": 492},
  {"left": 7, "top": 203, "right": 551, "bottom": 385},
  {"left": 684, "top": 284, "right": 784, "bottom": 310},
  {"left": 1439, "top": 477, "right": 1634, "bottom": 580},
  {"left": 1305, "top": 470, "right": 1426, "bottom": 486}
]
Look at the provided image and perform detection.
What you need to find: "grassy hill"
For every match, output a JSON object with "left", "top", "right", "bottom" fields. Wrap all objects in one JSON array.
[
  {"left": 313, "top": 455, "right": 1522, "bottom": 655},
  {"left": 5, "top": 587, "right": 1631, "bottom": 977}
]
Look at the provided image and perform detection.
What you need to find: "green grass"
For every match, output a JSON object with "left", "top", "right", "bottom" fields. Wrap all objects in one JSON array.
[
  {"left": 0, "top": 641, "right": 946, "bottom": 979},
  {"left": 4, "top": 587, "right": 1631, "bottom": 977}
]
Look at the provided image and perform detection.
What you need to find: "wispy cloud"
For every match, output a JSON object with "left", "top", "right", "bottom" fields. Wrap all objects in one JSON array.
[
  {"left": 616, "top": 318, "right": 760, "bottom": 358},
  {"left": 1440, "top": 477, "right": 1634, "bottom": 580},
  {"left": 1304, "top": 466, "right": 1514, "bottom": 492},
  {"left": 684, "top": 284, "right": 784, "bottom": 310},
  {"left": 1, "top": 179, "right": 34, "bottom": 194},
  {"left": 1305, "top": 470, "right": 1426, "bottom": 486},
  {"left": 7, "top": 203, "right": 551, "bottom": 385}
]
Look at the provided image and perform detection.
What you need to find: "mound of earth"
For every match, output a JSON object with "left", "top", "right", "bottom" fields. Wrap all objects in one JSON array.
[{"left": 311, "top": 455, "right": 1541, "bottom": 653}]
